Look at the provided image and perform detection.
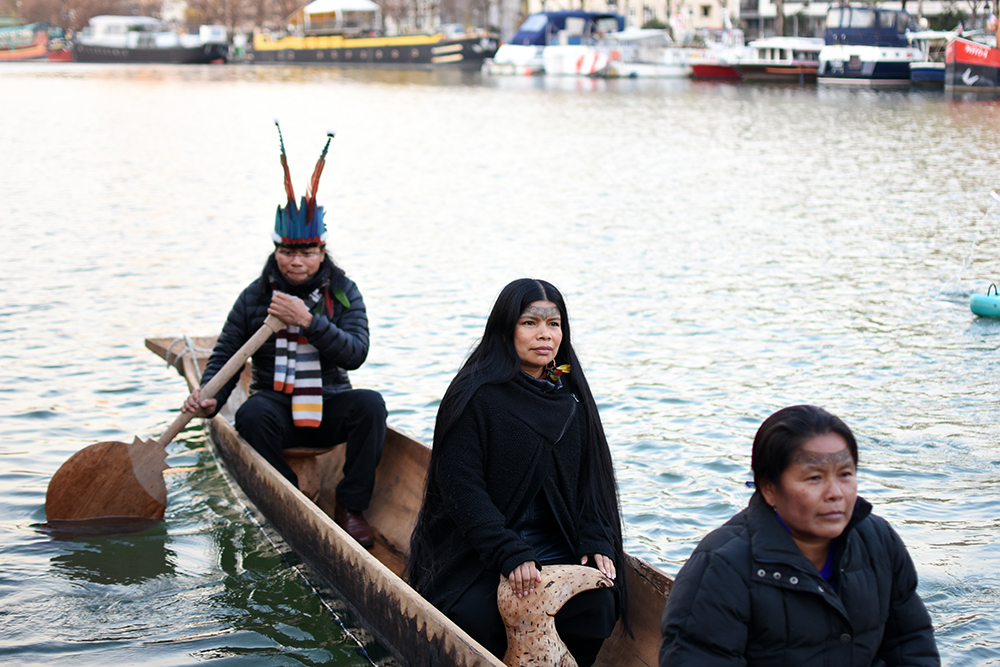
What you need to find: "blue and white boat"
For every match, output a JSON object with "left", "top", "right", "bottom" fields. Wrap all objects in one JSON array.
[
  {"left": 817, "top": 4, "right": 919, "bottom": 86},
  {"left": 483, "top": 10, "right": 624, "bottom": 75}
]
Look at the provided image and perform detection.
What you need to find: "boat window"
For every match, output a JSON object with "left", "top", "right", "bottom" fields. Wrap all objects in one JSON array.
[
  {"left": 879, "top": 11, "right": 895, "bottom": 28},
  {"left": 826, "top": 8, "right": 845, "bottom": 28},
  {"left": 520, "top": 15, "right": 548, "bottom": 32},
  {"left": 564, "top": 17, "right": 586, "bottom": 34},
  {"left": 849, "top": 9, "right": 875, "bottom": 28},
  {"left": 594, "top": 17, "right": 619, "bottom": 33},
  {"left": 897, "top": 14, "right": 908, "bottom": 32}
]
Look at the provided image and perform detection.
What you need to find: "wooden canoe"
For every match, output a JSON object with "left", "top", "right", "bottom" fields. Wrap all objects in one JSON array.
[{"left": 146, "top": 335, "right": 672, "bottom": 667}]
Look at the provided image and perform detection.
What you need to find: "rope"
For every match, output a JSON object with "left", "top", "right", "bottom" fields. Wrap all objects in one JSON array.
[{"left": 162, "top": 336, "right": 213, "bottom": 385}]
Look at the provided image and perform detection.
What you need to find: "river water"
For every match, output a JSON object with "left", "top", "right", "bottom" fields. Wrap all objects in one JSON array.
[{"left": 1, "top": 62, "right": 999, "bottom": 665}]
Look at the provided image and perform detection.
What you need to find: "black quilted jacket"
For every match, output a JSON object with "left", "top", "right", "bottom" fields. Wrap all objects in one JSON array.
[
  {"left": 200, "top": 272, "right": 369, "bottom": 412},
  {"left": 660, "top": 492, "right": 939, "bottom": 667}
]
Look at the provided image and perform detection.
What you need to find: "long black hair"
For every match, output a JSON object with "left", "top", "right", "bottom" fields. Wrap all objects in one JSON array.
[{"left": 409, "top": 278, "right": 630, "bottom": 631}]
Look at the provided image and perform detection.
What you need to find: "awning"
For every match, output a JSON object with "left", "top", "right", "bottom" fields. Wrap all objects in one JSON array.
[{"left": 302, "top": 0, "right": 379, "bottom": 15}]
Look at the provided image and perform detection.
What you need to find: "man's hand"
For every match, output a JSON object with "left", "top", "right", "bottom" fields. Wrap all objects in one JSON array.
[
  {"left": 182, "top": 387, "right": 216, "bottom": 418},
  {"left": 269, "top": 291, "right": 314, "bottom": 329}
]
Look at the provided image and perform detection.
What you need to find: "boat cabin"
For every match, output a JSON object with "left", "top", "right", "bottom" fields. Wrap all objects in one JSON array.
[
  {"left": 288, "top": 0, "right": 383, "bottom": 35},
  {"left": 509, "top": 10, "right": 624, "bottom": 47},
  {"left": 824, "top": 5, "right": 914, "bottom": 47},
  {"left": 746, "top": 36, "right": 824, "bottom": 64}
]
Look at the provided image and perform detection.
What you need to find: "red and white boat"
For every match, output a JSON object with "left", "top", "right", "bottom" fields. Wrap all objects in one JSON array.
[
  {"left": 945, "top": 35, "right": 1000, "bottom": 94},
  {"left": 689, "top": 28, "right": 747, "bottom": 80},
  {"left": 0, "top": 22, "right": 71, "bottom": 61}
]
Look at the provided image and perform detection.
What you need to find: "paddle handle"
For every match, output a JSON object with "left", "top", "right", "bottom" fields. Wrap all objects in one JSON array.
[{"left": 157, "top": 314, "right": 284, "bottom": 447}]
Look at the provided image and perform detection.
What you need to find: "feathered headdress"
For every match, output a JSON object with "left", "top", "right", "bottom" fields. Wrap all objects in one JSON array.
[{"left": 272, "top": 122, "right": 335, "bottom": 246}]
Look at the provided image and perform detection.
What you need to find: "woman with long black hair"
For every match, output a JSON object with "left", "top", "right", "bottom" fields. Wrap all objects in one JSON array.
[{"left": 408, "top": 278, "right": 628, "bottom": 666}]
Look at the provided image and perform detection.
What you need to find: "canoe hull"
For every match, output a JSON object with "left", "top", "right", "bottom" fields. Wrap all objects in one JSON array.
[{"left": 146, "top": 335, "right": 671, "bottom": 666}]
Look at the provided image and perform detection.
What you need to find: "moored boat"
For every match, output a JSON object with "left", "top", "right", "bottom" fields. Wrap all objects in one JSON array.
[
  {"left": 689, "top": 28, "right": 747, "bottom": 80},
  {"left": 250, "top": 0, "right": 497, "bottom": 69},
  {"left": 907, "top": 30, "right": 955, "bottom": 88},
  {"left": 592, "top": 27, "right": 691, "bottom": 79},
  {"left": 73, "top": 15, "right": 228, "bottom": 64},
  {"left": 817, "top": 4, "right": 919, "bottom": 86},
  {"left": 146, "top": 334, "right": 672, "bottom": 666},
  {"left": 483, "top": 10, "right": 623, "bottom": 76},
  {"left": 734, "top": 36, "right": 825, "bottom": 83},
  {"left": 0, "top": 22, "right": 71, "bottom": 61},
  {"left": 945, "top": 35, "right": 1000, "bottom": 94}
]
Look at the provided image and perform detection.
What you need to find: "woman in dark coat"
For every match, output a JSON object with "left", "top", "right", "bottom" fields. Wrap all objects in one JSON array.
[
  {"left": 660, "top": 405, "right": 939, "bottom": 667},
  {"left": 408, "top": 278, "right": 629, "bottom": 667}
]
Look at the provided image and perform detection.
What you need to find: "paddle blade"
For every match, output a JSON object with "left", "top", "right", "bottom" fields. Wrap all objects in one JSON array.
[{"left": 45, "top": 437, "right": 168, "bottom": 522}]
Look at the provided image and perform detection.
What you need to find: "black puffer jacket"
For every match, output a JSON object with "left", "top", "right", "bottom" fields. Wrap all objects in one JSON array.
[
  {"left": 410, "top": 375, "right": 616, "bottom": 614},
  {"left": 660, "top": 492, "right": 939, "bottom": 667},
  {"left": 200, "top": 270, "right": 369, "bottom": 411}
]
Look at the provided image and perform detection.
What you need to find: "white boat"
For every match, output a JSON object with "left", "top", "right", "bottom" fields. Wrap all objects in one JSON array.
[
  {"left": 74, "top": 15, "right": 228, "bottom": 64},
  {"left": 733, "top": 36, "right": 825, "bottom": 82},
  {"left": 537, "top": 28, "right": 692, "bottom": 78},
  {"left": 688, "top": 28, "right": 749, "bottom": 80},
  {"left": 591, "top": 28, "right": 692, "bottom": 79},
  {"left": 483, "top": 10, "right": 623, "bottom": 75},
  {"left": 907, "top": 30, "right": 956, "bottom": 88}
]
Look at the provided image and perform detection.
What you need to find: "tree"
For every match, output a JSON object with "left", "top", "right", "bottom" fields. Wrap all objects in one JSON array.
[{"left": 18, "top": 0, "right": 63, "bottom": 23}]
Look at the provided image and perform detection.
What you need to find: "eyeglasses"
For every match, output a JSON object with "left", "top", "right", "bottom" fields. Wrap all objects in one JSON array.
[{"left": 276, "top": 248, "right": 323, "bottom": 259}]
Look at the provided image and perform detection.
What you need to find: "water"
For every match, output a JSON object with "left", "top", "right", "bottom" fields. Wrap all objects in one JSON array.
[{"left": 2, "top": 62, "right": 999, "bottom": 665}]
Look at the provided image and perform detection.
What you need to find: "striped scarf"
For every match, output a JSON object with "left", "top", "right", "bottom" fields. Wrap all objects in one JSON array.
[{"left": 273, "top": 287, "right": 324, "bottom": 427}]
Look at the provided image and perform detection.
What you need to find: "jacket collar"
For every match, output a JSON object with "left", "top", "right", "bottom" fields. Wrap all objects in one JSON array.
[{"left": 746, "top": 491, "right": 872, "bottom": 568}]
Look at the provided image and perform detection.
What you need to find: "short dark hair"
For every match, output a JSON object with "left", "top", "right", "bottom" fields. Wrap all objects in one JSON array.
[{"left": 751, "top": 405, "right": 858, "bottom": 489}]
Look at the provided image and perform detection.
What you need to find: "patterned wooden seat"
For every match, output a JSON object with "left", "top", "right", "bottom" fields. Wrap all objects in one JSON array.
[{"left": 497, "top": 564, "right": 613, "bottom": 667}]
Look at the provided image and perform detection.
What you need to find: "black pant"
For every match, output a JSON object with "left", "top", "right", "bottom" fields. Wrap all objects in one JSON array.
[
  {"left": 234, "top": 388, "right": 386, "bottom": 511},
  {"left": 446, "top": 565, "right": 618, "bottom": 667}
]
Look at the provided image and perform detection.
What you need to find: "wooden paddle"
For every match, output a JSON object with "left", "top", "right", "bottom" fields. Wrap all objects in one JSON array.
[{"left": 45, "top": 314, "right": 284, "bottom": 522}]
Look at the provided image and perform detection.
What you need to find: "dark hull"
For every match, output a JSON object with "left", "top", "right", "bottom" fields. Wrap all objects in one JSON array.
[
  {"left": 945, "top": 37, "right": 1000, "bottom": 93},
  {"left": 910, "top": 64, "right": 945, "bottom": 88},
  {"left": 735, "top": 63, "right": 818, "bottom": 83},
  {"left": 818, "top": 60, "right": 912, "bottom": 84},
  {"left": 73, "top": 42, "right": 228, "bottom": 64},
  {"left": 249, "top": 35, "right": 497, "bottom": 70}
]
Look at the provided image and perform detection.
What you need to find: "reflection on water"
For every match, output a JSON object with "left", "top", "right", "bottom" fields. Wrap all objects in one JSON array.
[
  {"left": 1, "top": 63, "right": 999, "bottom": 665},
  {"left": 48, "top": 523, "right": 176, "bottom": 585}
]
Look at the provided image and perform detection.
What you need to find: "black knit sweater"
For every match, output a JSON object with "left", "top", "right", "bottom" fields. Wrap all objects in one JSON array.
[{"left": 410, "top": 373, "right": 617, "bottom": 614}]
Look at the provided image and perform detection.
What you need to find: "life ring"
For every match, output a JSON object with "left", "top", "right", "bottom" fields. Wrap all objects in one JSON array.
[{"left": 610, "top": 49, "right": 622, "bottom": 61}]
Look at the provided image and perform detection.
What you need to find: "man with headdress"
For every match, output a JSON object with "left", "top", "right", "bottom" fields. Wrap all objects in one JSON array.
[{"left": 182, "top": 126, "right": 385, "bottom": 547}]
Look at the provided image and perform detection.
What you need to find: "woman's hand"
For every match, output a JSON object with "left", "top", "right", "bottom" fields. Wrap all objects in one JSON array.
[
  {"left": 182, "top": 388, "right": 216, "bottom": 418},
  {"left": 269, "top": 292, "right": 314, "bottom": 329},
  {"left": 581, "top": 554, "right": 616, "bottom": 581},
  {"left": 509, "top": 561, "right": 541, "bottom": 598}
]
